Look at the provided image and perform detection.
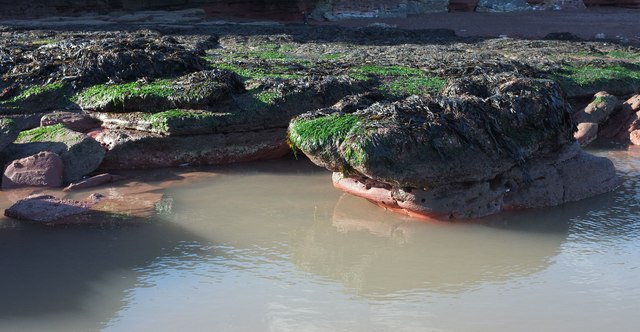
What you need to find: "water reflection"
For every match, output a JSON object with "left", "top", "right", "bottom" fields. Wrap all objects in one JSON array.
[{"left": 0, "top": 207, "right": 216, "bottom": 331}]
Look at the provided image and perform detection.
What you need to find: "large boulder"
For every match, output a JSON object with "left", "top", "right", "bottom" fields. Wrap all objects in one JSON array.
[
  {"left": 289, "top": 77, "right": 618, "bottom": 219},
  {"left": 2, "top": 151, "right": 64, "bottom": 189},
  {"left": 3, "top": 124, "right": 105, "bottom": 182}
]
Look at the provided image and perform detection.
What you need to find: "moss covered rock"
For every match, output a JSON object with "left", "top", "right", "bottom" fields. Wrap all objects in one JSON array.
[
  {"left": 75, "top": 69, "right": 244, "bottom": 113},
  {"left": 290, "top": 78, "right": 573, "bottom": 187}
]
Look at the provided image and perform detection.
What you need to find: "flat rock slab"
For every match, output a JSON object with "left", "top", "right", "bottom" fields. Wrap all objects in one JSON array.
[
  {"left": 4, "top": 193, "right": 103, "bottom": 224},
  {"left": 95, "top": 128, "right": 289, "bottom": 169}
]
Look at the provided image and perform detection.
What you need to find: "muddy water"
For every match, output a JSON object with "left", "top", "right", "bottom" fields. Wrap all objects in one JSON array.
[{"left": 0, "top": 150, "right": 639, "bottom": 332}]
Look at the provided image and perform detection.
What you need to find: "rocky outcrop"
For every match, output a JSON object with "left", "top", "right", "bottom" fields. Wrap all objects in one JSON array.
[
  {"left": 289, "top": 77, "right": 618, "bottom": 219},
  {"left": 598, "top": 94, "right": 640, "bottom": 145},
  {"left": 3, "top": 124, "right": 105, "bottom": 182},
  {"left": 2, "top": 151, "right": 64, "bottom": 189}
]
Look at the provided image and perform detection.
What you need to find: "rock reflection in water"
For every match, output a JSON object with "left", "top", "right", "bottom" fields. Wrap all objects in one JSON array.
[{"left": 290, "top": 193, "right": 567, "bottom": 296}]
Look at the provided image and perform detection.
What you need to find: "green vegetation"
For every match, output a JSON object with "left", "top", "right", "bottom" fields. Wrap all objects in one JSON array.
[
  {"left": 255, "top": 90, "right": 281, "bottom": 105},
  {"left": 16, "top": 123, "right": 66, "bottom": 143},
  {"left": 551, "top": 63, "right": 640, "bottom": 90},
  {"left": 592, "top": 95, "right": 609, "bottom": 104},
  {"left": 3, "top": 82, "right": 64, "bottom": 103},
  {"left": 351, "top": 65, "right": 424, "bottom": 78},
  {"left": 320, "top": 53, "right": 345, "bottom": 61},
  {"left": 289, "top": 114, "right": 362, "bottom": 150},
  {"left": 383, "top": 76, "right": 446, "bottom": 97},
  {"left": 349, "top": 65, "right": 445, "bottom": 97},
  {"left": 208, "top": 62, "right": 303, "bottom": 81},
  {"left": 203, "top": 42, "right": 309, "bottom": 82},
  {"left": 144, "top": 109, "right": 212, "bottom": 132},
  {"left": 32, "top": 39, "right": 57, "bottom": 46},
  {"left": 75, "top": 80, "right": 174, "bottom": 107},
  {"left": 608, "top": 50, "right": 640, "bottom": 61}
]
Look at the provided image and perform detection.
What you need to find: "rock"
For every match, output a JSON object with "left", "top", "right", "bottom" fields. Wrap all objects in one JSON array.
[
  {"left": 64, "top": 173, "right": 127, "bottom": 191},
  {"left": 94, "top": 127, "right": 289, "bottom": 169},
  {"left": 40, "top": 112, "right": 101, "bottom": 132},
  {"left": 290, "top": 77, "right": 618, "bottom": 219},
  {"left": 477, "top": 0, "right": 532, "bottom": 12},
  {"left": 1, "top": 30, "right": 211, "bottom": 92},
  {"left": 449, "top": 0, "right": 479, "bottom": 11},
  {"left": 332, "top": 144, "right": 617, "bottom": 219},
  {"left": 0, "top": 118, "right": 20, "bottom": 153},
  {"left": 291, "top": 78, "right": 573, "bottom": 188},
  {"left": 3, "top": 124, "right": 105, "bottom": 182},
  {"left": 75, "top": 69, "right": 244, "bottom": 113},
  {"left": 573, "top": 91, "right": 618, "bottom": 124},
  {"left": 96, "top": 76, "right": 360, "bottom": 135},
  {"left": 599, "top": 95, "right": 640, "bottom": 139},
  {"left": 2, "top": 151, "right": 63, "bottom": 189},
  {"left": 4, "top": 193, "right": 103, "bottom": 224},
  {"left": 574, "top": 122, "right": 598, "bottom": 146},
  {"left": 630, "top": 130, "right": 640, "bottom": 145},
  {"left": 543, "top": 32, "right": 581, "bottom": 41}
]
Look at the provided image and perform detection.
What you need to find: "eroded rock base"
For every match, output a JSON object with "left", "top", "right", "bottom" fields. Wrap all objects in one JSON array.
[{"left": 333, "top": 143, "right": 619, "bottom": 220}]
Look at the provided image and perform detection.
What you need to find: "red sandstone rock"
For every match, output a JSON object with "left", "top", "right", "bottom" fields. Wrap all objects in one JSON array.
[
  {"left": 599, "top": 95, "right": 640, "bottom": 139},
  {"left": 573, "top": 91, "right": 618, "bottom": 125},
  {"left": 94, "top": 128, "right": 290, "bottom": 169},
  {"left": 574, "top": 122, "right": 598, "bottom": 146},
  {"left": 4, "top": 193, "right": 103, "bottom": 224},
  {"left": 63, "top": 173, "right": 127, "bottom": 191},
  {"left": 332, "top": 143, "right": 618, "bottom": 220},
  {"left": 40, "top": 112, "right": 101, "bottom": 133},
  {"left": 2, "top": 151, "right": 64, "bottom": 189},
  {"left": 630, "top": 129, "right": 640, "bottom": 145}
]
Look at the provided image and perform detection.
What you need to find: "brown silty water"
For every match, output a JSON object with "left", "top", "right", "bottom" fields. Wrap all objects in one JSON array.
[{"left": 0, "top": 145, "right": 638, "bottom": 331}]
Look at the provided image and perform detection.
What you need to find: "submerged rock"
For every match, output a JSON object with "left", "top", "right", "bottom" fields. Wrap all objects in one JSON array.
[
  {"left": 289, "top": 77, "right": 619, "bottom": 219},
  {"left": 4, "top": 193, "right": 103, "bottom": 224}
]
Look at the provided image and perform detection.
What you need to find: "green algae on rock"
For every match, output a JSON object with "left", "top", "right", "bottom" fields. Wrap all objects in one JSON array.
[{"left": 74, "top": 70, "right": 244, "bottom": 113}]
